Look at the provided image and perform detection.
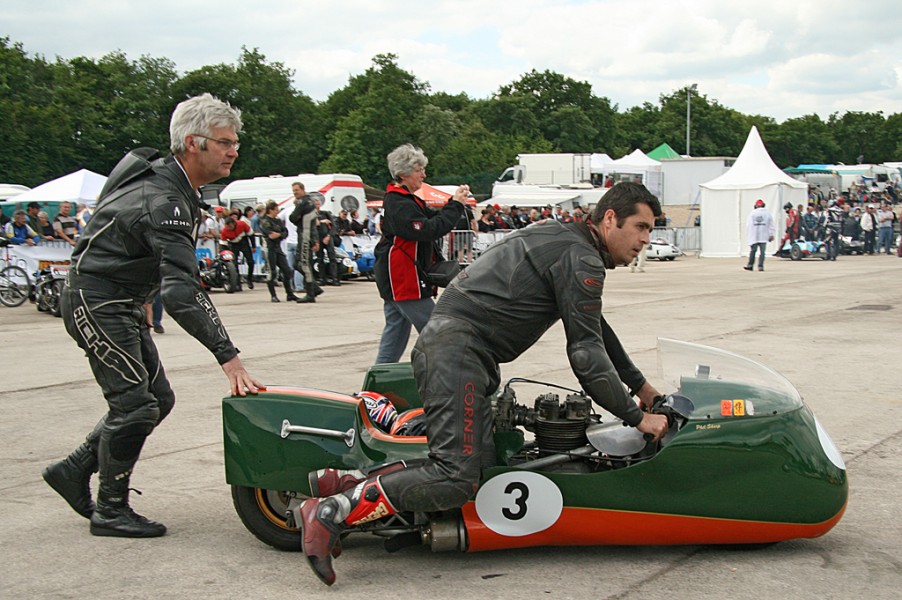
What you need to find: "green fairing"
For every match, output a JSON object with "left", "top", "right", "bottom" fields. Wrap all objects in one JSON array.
[
  {"left": 223, "top": 393, "right": 427, "bottom": 494},
  {"left": 223, "top": 367, "right": 846, "bottom": 527},
  {"left": 535, "top": 407, "right": 846, "bottom": 524}
]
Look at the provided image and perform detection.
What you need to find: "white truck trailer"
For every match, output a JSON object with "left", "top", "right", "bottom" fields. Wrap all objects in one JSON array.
[
  {"left": 218, "top": 173, "right": 367, "bottom": 216},
  {"left": 496, "top": 153, "right": 593, "bottom": 186}
]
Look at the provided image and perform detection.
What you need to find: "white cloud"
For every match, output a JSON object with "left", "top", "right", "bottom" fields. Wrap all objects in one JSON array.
[{"left": 2, "top": 0, "right": 902, "bottom": 121}]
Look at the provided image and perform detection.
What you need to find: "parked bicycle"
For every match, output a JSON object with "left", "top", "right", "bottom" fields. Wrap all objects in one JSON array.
[{"left": 0, "top": 238, "right": 32, "bottom": 307}]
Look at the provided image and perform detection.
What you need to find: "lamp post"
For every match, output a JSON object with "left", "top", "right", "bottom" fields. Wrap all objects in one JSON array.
[{"left": 686, "top": 83, "right": 697, "bottom": 156}]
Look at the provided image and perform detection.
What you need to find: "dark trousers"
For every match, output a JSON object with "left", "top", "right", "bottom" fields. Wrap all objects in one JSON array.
[
  {"left": 315, "top": 238, "right": 337, "bottom": 281},
  {"left": 380, "top": 317, "right": 499, "bottom": 512},
  {"left": 266, "top": 245, "right": 294, "bottom": 297},
  {"left": 863, "top": 229, "right": 876, "bottom": 254},
  {"left": 229, "top": 240, "right": 255, "bottom": 282},
  {"left": 61, "top": 286, "right": 175, "bottom": 502}
]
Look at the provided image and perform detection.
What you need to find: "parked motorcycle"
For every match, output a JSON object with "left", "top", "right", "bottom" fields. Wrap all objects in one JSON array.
[
  {"left": 33, "top": 265, "right": 68, "bottom": 317},
  {"left": 223, "top": 339, "right": 847, "bottom": 555},
  {"left": 198, "top": 244, "right": 241, "bottom": 293}
]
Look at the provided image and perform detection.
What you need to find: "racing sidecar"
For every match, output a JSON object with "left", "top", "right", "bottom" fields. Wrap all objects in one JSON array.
[
  {"left": 223, "top": 339, "right": 847, "bottom": 553},
  {"left": 775, "top": 238, "right": 826, "bottom": 261}
]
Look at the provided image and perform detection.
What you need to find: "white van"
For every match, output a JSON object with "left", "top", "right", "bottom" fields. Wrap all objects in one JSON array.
[{"left": 218, "top": 174, "right": 367, "bottom": 216}]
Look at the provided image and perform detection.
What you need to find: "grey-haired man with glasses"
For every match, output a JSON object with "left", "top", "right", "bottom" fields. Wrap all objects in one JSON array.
[{"left": 44, "top": 93, "right": 262, "bottom": 539}]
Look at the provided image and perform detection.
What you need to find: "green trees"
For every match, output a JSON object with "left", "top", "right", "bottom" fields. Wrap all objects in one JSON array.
[{"left": 2, "top": 36, "right": 900, "bottom": 196}]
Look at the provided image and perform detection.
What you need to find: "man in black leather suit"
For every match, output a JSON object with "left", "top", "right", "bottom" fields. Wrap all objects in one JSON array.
[
  {"left": 298, "top": 182, "right": 670, "bottom": 585},
  {"left": 43, "top": 93, "right": 261, "bottom": 538}
]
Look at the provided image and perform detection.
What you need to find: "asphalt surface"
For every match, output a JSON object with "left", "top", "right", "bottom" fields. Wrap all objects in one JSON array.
[{"left": 1, "top": 253, "right": 900, "bottom": 599}]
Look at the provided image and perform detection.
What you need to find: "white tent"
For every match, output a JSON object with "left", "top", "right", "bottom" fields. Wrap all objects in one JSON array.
[
  {"left": 590, "top": 153, "right": 613, "bottom": 173},
  {"left": 605, "top": 149, "right": 663, "bottom": 198},
  {"left": 7, "top": 169, "right": 106, "bottom": 207},
  {"left": 699, "top": 127, "right": 807, "bottom": 257}
]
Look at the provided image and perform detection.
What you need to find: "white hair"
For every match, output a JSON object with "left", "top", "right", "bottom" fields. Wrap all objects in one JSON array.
[
  {"left": 387, "top": 144, "right": 428, "bottom": 181},
  {"left": 169, "top": 93, "right": 242, "bottom": 155}
]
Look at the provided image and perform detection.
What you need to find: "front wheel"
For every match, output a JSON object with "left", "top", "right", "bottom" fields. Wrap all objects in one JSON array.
[
  {"left": 223, "top": 261, "right": 240, "bottom": 294},
  {"left": 789, "top": 244, "right": 802, "bottom": 261},
  {"left": 0, "top": 266, "right": 30, "bottom": 307},
  {"left": 50, "top": 279, "right": 65, "bottom": 317},
  {"left": 231, "top": 485, "right": 303, "bottom": 551}
]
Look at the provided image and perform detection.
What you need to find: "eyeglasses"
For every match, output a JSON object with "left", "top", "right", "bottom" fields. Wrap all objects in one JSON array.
[{"left": 192, "top": 134, "right": 240, "bottom": 151}]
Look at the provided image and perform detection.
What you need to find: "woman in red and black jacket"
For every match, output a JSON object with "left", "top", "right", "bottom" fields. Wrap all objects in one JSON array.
[{"left": 373, "top": 143, "right": 469, "bottom": 364}]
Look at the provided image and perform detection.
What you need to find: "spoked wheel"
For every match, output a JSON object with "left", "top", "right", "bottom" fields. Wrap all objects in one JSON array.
[
  {"left": 231, "top": 486, "right": 303, "bottom": 551},
  {"left": 0, "top": 266, "right": 31, "bottom": 307}
]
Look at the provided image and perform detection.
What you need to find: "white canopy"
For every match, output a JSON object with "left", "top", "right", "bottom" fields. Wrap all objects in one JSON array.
[
  {"left": 605, "top": 149, "right": 663, "bottom": 199},
  {"left": 8, "top": 169, "right": 106, "bottom": 207},
  {"left": 699, "top": 127, "right": 807, "bottom": 257},
  {"left": 607, "top": 149, "right": 662, "bottom": 174},
  {"left": 590, "top": 153, "right": 613, "bottom": 173}
]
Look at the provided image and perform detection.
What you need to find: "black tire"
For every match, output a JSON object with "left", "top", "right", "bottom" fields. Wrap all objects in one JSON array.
[
  {"left": 50, "top": 279, "right": 65, "bottom": 317},
  {"left": 223, "top": 261, "right": 240, "bottom": 294},
  {"left": 789, "top": 244, "right": 802, "bottom": 261},
  {"left": 231, "top": 485, "right": 303, "bottom": 552},
  {"left": 665, "top": 256, "right": 676, "bottom": 261},
  {"left": 0, "top": 266, "right": 30, "bottom": 307},
  {"left": 36, "top": 282, "right": 48, "bottom": 312}
]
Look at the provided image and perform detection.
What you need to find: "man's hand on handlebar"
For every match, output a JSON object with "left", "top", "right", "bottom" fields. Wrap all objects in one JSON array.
[
  {"left": 636, "top": 412, "right": 668, "bottom": 442},
  {"left": 635, "top": 381, "right": 663, "bottom": 411}
]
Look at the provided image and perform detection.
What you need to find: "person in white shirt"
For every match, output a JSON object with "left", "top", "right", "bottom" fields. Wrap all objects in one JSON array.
[{"left": 744, "top": 199, "right": 775, "bottom": 271}]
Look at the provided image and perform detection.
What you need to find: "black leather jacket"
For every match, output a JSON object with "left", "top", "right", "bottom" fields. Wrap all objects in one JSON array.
[
  {"left": 434, "top": 220, "right": 646, "bottom": 426},
  {"left": 68, "top": 148, "right": 238, "bottom": 365}
]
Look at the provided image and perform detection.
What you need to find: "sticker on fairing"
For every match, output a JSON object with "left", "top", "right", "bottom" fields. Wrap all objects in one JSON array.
[{"left": 474, "top": 471, "right": 563, "bottom": 537}]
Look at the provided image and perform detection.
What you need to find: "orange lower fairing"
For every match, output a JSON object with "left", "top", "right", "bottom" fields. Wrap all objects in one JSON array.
[{"left": 461, "top": 502, "right": 847, "bottom": 551}]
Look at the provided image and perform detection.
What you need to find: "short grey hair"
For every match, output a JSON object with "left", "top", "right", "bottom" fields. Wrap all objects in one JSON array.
[
  {"left": 170, "top": 93, "right": 242, "bottom": 155},
  {"left": 387, "top": 144, "right": 428, "bottom": 181}
]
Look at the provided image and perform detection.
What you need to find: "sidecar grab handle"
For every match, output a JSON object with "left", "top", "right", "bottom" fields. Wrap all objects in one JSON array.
[{"left": 280, "top": 419, "right": 356, "bottom": 448}]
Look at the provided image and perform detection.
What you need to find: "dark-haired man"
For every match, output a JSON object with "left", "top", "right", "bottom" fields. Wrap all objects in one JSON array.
[{"left": 298, "top": 182, "right": 669, "bottom": 585}]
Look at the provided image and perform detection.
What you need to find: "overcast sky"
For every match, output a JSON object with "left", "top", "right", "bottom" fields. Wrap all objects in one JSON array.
[{"left": 4, "top": 0, "right": 901, "bottom": 123}]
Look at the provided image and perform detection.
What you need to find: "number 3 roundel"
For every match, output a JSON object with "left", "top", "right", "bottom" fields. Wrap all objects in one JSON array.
[{"left": 474, "top": 472, "right": 563, "bottom": 537}]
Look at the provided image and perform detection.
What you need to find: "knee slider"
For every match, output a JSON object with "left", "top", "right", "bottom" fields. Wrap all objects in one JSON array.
[
  {"left": 107, "top": 421, "right": 155, "bottom": 461},
  {"left": 570, "top": 346, "right": 592, "bottom": 376},
  {"left": 156, "top": 390, "right": 175, "bottom": 424}
]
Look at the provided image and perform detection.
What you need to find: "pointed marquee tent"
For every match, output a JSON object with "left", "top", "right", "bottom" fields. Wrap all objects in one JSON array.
[
  {"left": 8, "top": 169, "right": 106, "bottom": 207},
  {"left": 699, "top": 127, "right": 807, "bottom": 257}
]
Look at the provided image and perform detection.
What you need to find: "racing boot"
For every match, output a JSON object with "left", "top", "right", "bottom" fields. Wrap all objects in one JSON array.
[
  {"left": 298, "top": 478, "right": 397, "bottom": 586},
  {"left": 42, "top": 423, "right": 101, "bottom": 519},
  {"left": 327, "top": 263, "right": 341, "bottom": 286},
  {"left": 308, "top": 461, "right": 408, "bottom": 497},
  {"left": 295, "top": 283, "right": 316, "bottom": 304},
  {"left": 91, "top": 490, "right": 167, "bottom": 538},
  {"left": 284, "top": 278, "right": 300, "bottom": 302},
  {"left": 267, "top": 279, "right": 279, "bottom": 303},
  {"left": 90, "top": 438, "right": 166, "bottom": 538}
]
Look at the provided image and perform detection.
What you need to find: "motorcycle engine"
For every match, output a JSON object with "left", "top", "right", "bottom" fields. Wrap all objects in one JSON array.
[{"left": 532, "top": 393, "right": 593, "bottom": 454}]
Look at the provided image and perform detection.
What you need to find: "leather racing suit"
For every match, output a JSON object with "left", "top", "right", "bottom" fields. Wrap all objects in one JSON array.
[
  {"left": 289, "top": 195, "right": 318, "bottom": 285},
  {"left": 379, "top": 219, "right": 647, "bottom": 511},
  {"left": 60, "top": 147, "right": 238, "bottom": 506}
]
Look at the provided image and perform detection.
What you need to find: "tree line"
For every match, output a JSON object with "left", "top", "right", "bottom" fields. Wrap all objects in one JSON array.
[{"left": 3, "top": 38, "right": 901, "bottom": 197}]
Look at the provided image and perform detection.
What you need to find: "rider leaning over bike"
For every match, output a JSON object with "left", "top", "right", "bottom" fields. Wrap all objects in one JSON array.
[
  {"left": 298, "top": 181, "right": 670, "bottom": 585},
  {"left": 43, "top": 93, "right": 261, "bottom": 539}
]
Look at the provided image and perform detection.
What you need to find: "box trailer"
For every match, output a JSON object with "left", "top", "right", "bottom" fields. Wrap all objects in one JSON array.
[
  {"left": 218, "top": 174, "right": 366, "bottom": 216},
  {"left": 496, "top": 153, "right": 593, "bottom": 186}
]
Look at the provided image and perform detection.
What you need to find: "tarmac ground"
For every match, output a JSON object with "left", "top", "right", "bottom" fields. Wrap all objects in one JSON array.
[{"left": 1, "top": 252, "right": 900, "bottom": 599}]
